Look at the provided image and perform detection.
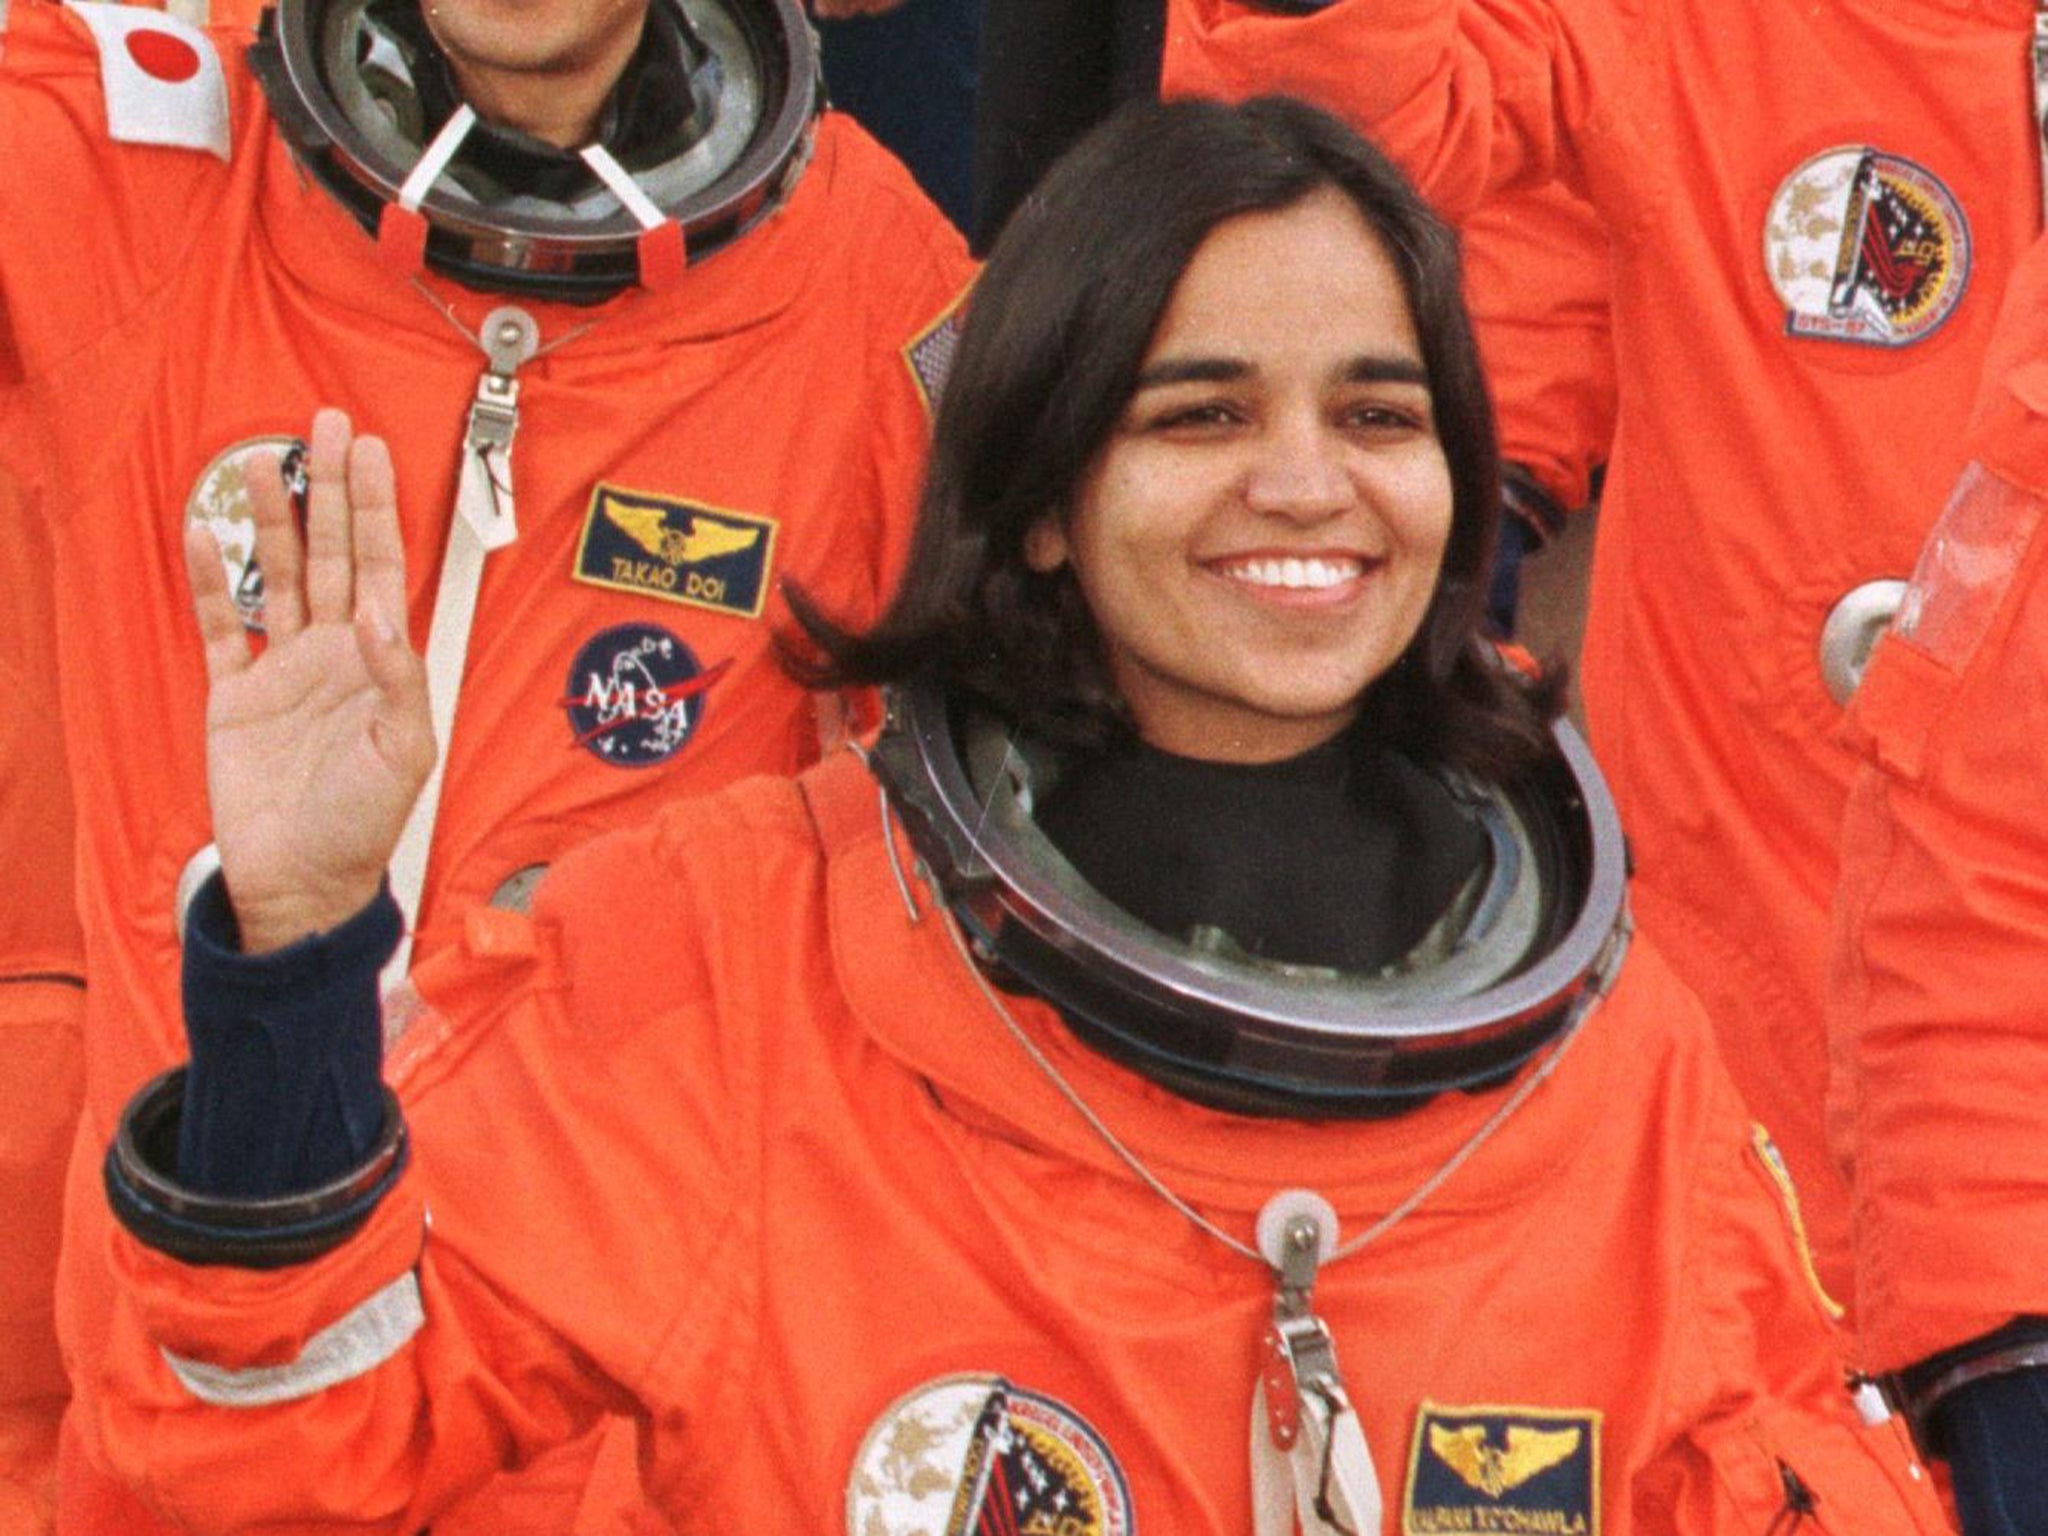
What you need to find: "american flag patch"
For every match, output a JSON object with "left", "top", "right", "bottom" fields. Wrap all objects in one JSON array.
[{"left": 903, "top": 295, "right": 969, "bottom": 415}]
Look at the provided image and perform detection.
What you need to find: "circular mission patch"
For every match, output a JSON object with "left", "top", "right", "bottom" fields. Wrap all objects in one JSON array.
[
  {"left": 846, "top": 1374, "right": 1135, "bottom": 1536},
  {"left": 1763, "top": 145, "right": 1970, "bottom": 348},
  {"left": 560, "top": 622, "right": 723, "bottom": 768}
]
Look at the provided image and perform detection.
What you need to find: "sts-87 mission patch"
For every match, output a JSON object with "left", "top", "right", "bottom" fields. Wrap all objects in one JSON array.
[
  {"left": 1763, "top": 146, "right": 1970, "bottom": 348},
  {"left": 573, "top": 485, "right": 777, "bottom": 619},
  {"left": 846, "top": 1373, "right": 1134, "bottom": 1536},
  {"left": 1404, "top": 1403, "right": 1600, "bottom": 1536}
]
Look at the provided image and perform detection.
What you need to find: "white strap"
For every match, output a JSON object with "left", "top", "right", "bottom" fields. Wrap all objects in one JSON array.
[
  {"left": 1251, "top": 1378, "right": 1302, "bottom": 1536},
  {"left": 579, "top": 143, "right": 668, "bottom": 230},
  {"left": 399, "top": 104, "right": 477, "bottom": 212},
  {"left": 161, "top": 1271, "right": 424, "bottom": 1408},
  {"left": 1299, "top": 1391, "right": 1380, "bottom": 1536},
  {"left": 380, "top": 309, "right": 531, "bottom": 986},
  {"left": 382, "top": 451, "right": 504, "bottom": 985},
  {"left": 1251, "top": 1372, "right": 1382, "bottom": 1535}
]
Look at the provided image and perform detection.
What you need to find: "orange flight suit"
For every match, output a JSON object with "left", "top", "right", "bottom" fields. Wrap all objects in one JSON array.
[
  {"left": 1161, "top": 0, "right": 2041, "bottom": 1318},
  {"left": 1831, "top": 230, "right": 2048, "bottom": 1374},
  {"left": 91, "top": 750, "right": 1946, "bottom": 1534},
  {"left": 0, "top": 4, "right": 972, "bottom": 1528}
]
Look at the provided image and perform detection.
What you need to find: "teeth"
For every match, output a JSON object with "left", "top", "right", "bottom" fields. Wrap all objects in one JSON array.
[{"left": 1220, "top": 556, "right": 1362, "bottom": 589}]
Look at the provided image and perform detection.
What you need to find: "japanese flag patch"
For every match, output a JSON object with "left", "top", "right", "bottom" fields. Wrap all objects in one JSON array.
[{"left": 70, "top": 3, "right": 230, "bottom": 160}]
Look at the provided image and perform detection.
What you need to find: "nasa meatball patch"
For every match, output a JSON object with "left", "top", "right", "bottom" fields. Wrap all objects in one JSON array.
[
  {"left": 846, "top": 1373, "right": 1134, "bottom": 1535},
  {"left": 1403, "top": 1403, "right": 1600, "bottom": 1536},
  {"left": 183, "top": 435, "right": 310, "bottom": 633},
  {"left": 1763, "top": 146, "right": 1970, "bottom": 348},
  {"left": 572, "top": 485, "right": 777, "bottom": 619},
  {"left": 561, "top": 623, "right": 726, "bottom": 768}
]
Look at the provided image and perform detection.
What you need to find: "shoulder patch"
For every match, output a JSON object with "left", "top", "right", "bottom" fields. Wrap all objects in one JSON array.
[
  {"left": 69, "top": 3, "right": 229, "bottom": 161},
  {"left": 1405, "top": 1402, "right": 1600, "bottom": 1536}
]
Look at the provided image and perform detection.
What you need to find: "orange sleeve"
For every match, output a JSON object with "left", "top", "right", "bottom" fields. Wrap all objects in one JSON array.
[
  {"left": 1544, "top": 940, "right": 1944, "bottom": 1529},
  {"left": 1463, "top": 184, "right": 1615, "bottom": 513},
  {"left": 1161, "top": 0, "right": 1616, "bottom": 221},
  {"left": 1642, "top": 1104, "right": 1944, "bottom": 1531},
  {"left": 1830, "top": 235, "right": 2048, "bottom": 1372},
  {"left": 797, "top": 116, "right": 973, "bottom": 741},
  {"left": 94, "top": 803, "right": 760, "bottom": 1533},
  {"left": 2, "top": 1, "right": 249, "bottom": 398},
  {"left": 836, "top": 116, "right": 976, "bottom": 618},
  {"left": 96, "top": 975, "right": 626, "bottom": 1533}
]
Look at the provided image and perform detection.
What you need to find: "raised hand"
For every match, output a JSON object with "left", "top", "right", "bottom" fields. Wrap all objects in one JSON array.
[{"left": 186, "top": 409, "right": 435, "bottom": 954}]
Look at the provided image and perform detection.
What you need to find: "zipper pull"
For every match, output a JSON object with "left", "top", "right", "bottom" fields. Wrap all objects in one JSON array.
[
  {"left": 1251, "top": 1191, "right": 1382, "bottom": 1536},
  {"left": 457, "top": 306, "right": 537, "bottom": 551},
  {"left": 1763, "top": 1458, "right": 1818, "bottom": 1536}
]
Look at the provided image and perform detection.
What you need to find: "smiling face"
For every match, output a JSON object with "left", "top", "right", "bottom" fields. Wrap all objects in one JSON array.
[{"left": 1025, "top": 189, "right": 1454, "bottom": 764}]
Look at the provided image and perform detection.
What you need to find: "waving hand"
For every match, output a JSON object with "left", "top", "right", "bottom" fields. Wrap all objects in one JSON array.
[{"left": 186, "top": 409, "right": 435, "bottom": 954}]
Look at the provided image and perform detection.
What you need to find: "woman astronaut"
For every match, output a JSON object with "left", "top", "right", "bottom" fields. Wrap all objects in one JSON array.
[{"left": 99, "top": 97, "right": 1944, "bottom": 1533}]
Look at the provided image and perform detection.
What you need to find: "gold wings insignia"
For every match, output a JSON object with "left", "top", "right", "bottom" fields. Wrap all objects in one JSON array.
[
  {"left": 1429, "top": 1425, "right": 1495, "bottom": 1494},
  {"left": 1429, "top": 1423, "right": 1581, "bottom": 1498},
  {"left": 673, "top": 518, "right": 760, "bottom": 564},
  {"left": 601, "top": 494, "right": 672, "bottom": 558},
  {"left": 1499, "top": 1427, "right": 1582, "bottom": 1491}
]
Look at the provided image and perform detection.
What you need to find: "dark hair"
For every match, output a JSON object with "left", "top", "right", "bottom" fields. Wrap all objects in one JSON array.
[{"left": 789, "top": 93, "right": 1561, "bottom": 777}]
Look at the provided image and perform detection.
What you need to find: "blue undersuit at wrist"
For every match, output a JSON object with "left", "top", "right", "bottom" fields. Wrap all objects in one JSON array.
[{"left": 178, "top": 872, "right": 401, "bottom": 1198}]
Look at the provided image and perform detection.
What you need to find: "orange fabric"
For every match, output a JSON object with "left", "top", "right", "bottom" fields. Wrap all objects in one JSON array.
[
  {"left": 1162, "top": 0, "right": 2041, "bottom": 1320},
  {"left": 183, "top": 0, "right": 265, "bottom": 31},
  {"left": 0, "top": 443, "right": 85, "bottom": 1534},
  {"left": 1463, "top": 183, "right": 1615, "bottom": 514},
  {"left": 1830, "top": 232, "right": 2048, "bottom": 1372},
  {"left": 0, "top": 6, "right": 972, "bottom": 1529},
  {"left": 91, "top": 752, "right": 1948, "bottom": 1532},
  {"left": 0, "top": 468, "right": 81, "bottom": 985}
]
